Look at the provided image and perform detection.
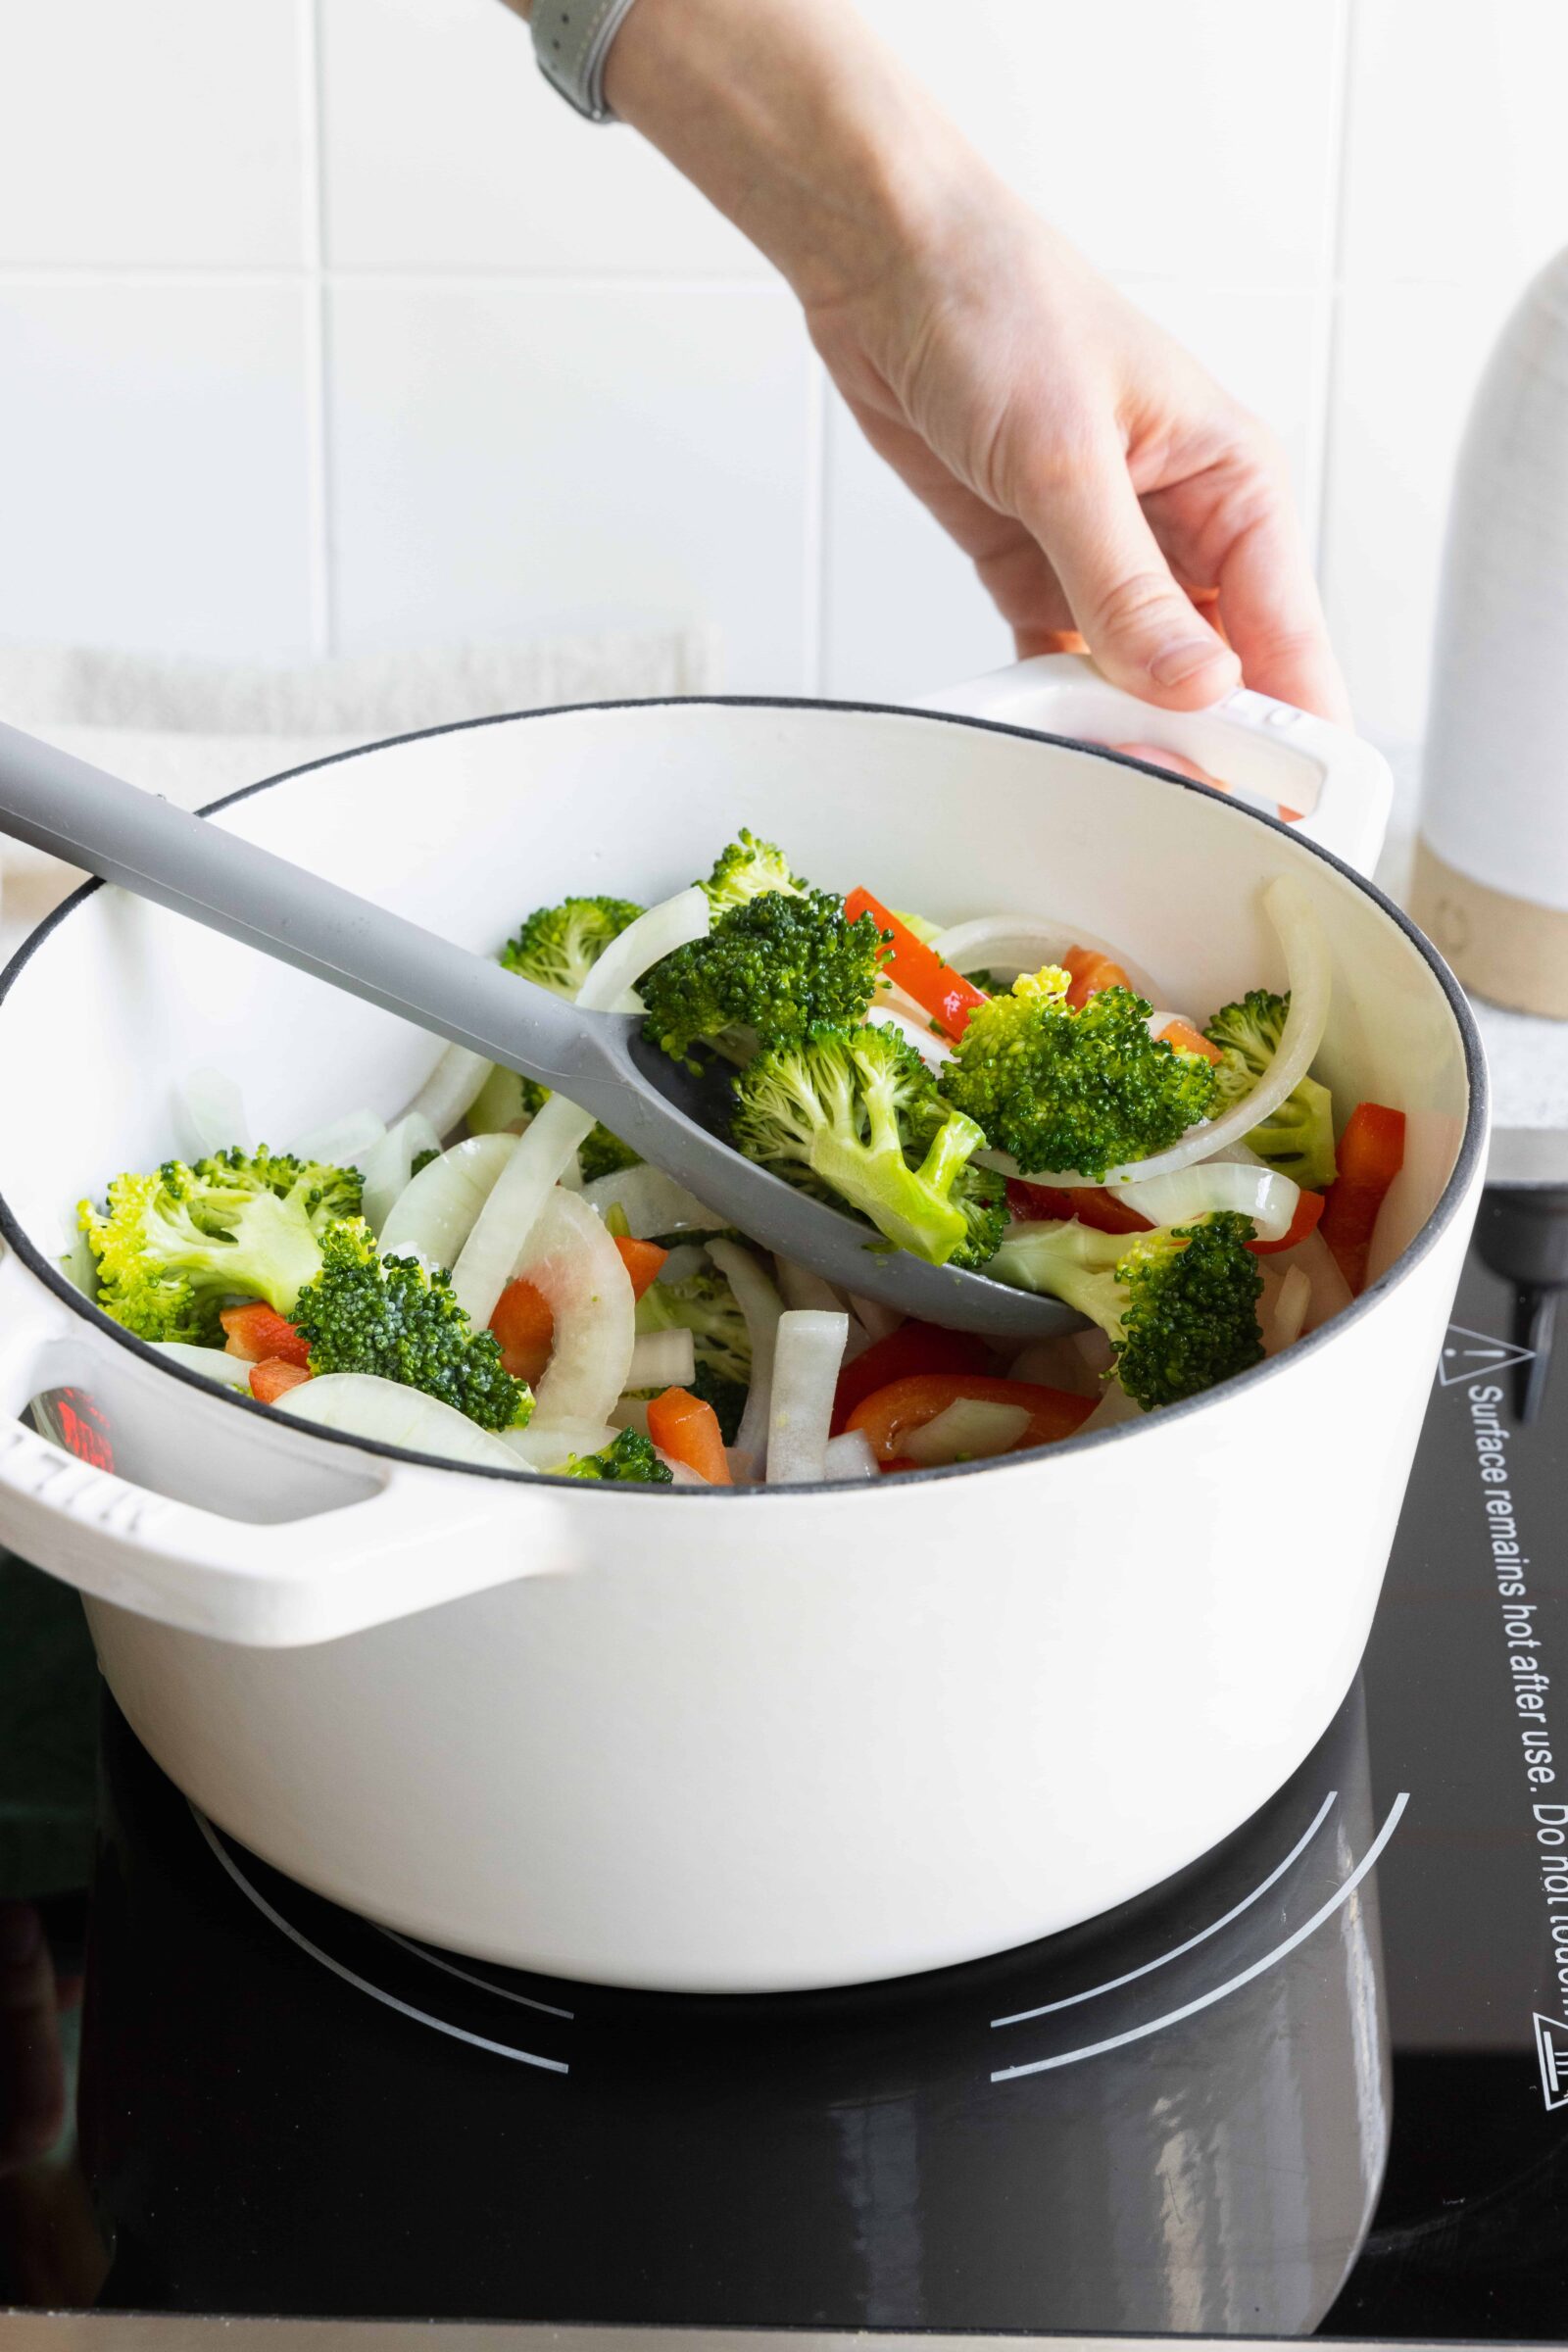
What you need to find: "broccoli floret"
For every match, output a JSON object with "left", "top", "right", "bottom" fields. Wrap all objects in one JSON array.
[
  {"left": 903, "top": 1093, "right": 1007, "bottom": 1268},
  {"left": 1203, "top": 989, "right": 1338, "bottom": 1190},
  {"left": 991, "top": 1211, "right": 1264, "bottom": 1410},
  {"left": 577, "top": 1125, "right": 642, "bottom": 1185},
  {"left": 501, "top": 895, "right": 645, "bottom": 1000},
  {"left": 556, "top": 1427, "right": 673, "bottom": 1484},
  {"left": 730, "top": 1020, "right": 989, "bottom": 1266},
  {"left": 290, "top": 1222, "right": 532, "bottom": 1432},
  {"left": 640, "top": 890, "right": 888, "bottom": 1065},
  {"left": 686, "top": 1358, "right": 748, "bottom": 1446},
  {"left": 635, "top": 1261, "right": 752, "bottom": 1385},
  {"left": 702, "top": 829, "right": 808, "bottom": 913},
  {"left": 78, "top": 1148, "right": 358, "bottom": 1344},
  {"left": 938, "top": 965, "right": 1217, "bottom": 1182}
]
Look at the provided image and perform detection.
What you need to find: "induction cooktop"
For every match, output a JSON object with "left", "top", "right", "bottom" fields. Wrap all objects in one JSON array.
[{"left": 4, "top": 1180, "right": 1568, "bottom": 2343}]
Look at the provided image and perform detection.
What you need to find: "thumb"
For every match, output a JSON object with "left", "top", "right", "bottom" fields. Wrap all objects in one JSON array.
[{"left": 1023, "top": 449, "right": 1240, "bottom": 710}]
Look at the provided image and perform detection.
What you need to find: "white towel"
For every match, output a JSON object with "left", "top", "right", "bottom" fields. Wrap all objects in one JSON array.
[{"left": 0, "top": 627, "right": 719, "bottom": 961}]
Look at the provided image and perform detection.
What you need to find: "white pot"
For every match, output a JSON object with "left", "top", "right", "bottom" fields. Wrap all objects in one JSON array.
[{"left": 0, "top": 658, "right": 1485, "bottom": 1993}]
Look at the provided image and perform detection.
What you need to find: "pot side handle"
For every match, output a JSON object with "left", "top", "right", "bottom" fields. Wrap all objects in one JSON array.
[
  {"left": 0, "top": 1248, "right": 585, "bottom": 1648},
  {"left": 923, "top": 653, "right": 1393, "bottom": 879}
]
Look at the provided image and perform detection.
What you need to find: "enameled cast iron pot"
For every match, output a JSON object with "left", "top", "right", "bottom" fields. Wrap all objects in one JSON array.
[{"left": 0, "top": 657, "right": 1487, "bottom": 1992}]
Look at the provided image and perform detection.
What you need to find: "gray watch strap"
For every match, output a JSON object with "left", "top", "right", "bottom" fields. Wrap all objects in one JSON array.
[{"left": 532, "top": 0, "right": 642, "bottom": 121}]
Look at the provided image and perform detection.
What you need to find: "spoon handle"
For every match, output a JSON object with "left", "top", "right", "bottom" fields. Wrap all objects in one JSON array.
[{"left": 0, "top": 718, "right": 609, "bottom": 1100}]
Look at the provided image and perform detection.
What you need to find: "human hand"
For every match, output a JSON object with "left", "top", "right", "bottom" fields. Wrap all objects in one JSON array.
[{"left": 804, "top": 178, "right": 1347, "bottom": 721}]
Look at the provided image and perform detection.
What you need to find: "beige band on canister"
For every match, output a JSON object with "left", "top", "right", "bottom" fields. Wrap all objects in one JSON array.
[{"left": 1410, "top": 834, "right": 1568, "bottom": 1016}]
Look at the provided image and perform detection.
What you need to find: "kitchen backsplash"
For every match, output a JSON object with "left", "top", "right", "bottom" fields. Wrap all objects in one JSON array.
[{"left": 0, "top": 0, "right": 1559, "bottom": 757}]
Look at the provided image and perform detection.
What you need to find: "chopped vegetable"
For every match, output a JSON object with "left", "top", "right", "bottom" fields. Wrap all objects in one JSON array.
[
  {"left": 502, "top": 896, "right": 646, "bottom": 999},
  {"left": 625, "top": 1328, "right": 698, "bottom": 1391},
  {"left": 558, "top": 1427, "right": 673, "bottom": 1484},
  {"left": 903, "top": 1396, "right": 1033, "bottom": 1466},
  {"left": 1156, "top": 1016, "right": 1223, "bottom": 1064},
  {"left": 380, "top": 1133, "right": 516, "bottom": 1269},
  {"left": 843, "top": 887, "right": 988, "bottom": 1039},
  {"left": 701, "top": 830, "right": 807, "bottom": 913},
  {"left": 613, "top": 1235, "right": 668, "bottom": 1299},
  {"left": 640, "top": 889, "right": 888, "bottom": 1064},
  {"left": 1204, "top": 988, "right": 1338, "bottom": 1188},
  {"left": 647, "top": 1387, "right": 733, "bottom": 1485},
  {"left": 1063, "top": 947, "right": 1133, "bottom": 1008},
  {"left": 939, "top": 967, "right": 1216, "bottom": 1182},
  {"left": 251, "top": 1356, "right": 313, "bottom": 1403},
  {"left": 990, "top": 1213, "right": 1264, "bottom": 1410},
  {"left": 1109, "top": 1160, "right": 1300, "bottom": 1245},
  {"left": 1004, "top": 1179, "right": 1153, "bottom": 1237},
  {"left": 1319, "top": 1102, "right": 1406, "bottom": 1295},
  {"left": 765, "top": 1308, "right": 849, "bottom": 1484},
  {"left": 1250, "top": 1185, "right": 1325, "bottom": 1256},
  {"left": 511, "top": 1187, "right": 636, "bottom": 1428},
  {"left": 706, "top": 1240, "right": 783, "bottom": 1478},
  {"left": 278, "top": 1371, "right": 523, "bottom": 1468},
  {"left": 730, "top": 1021, "right": 991, "bottom": 1266},
  {"left": 847, "top": 1373, "right": 1096, "bottom": 1464},
  {"left": 489, "top": 1277, "right": 556, "bottom": 1386},
  {"left": 220, "top": 1301, "right": 311, "bottom": 1366},
  {"left": 831, "top": 1318, "right": 990, "bottom": 1435},
  {"left": 292, "top": 1221, "right": 532, "bottom": 1432},
  {"left": 79, "top": 1147, "right": 362, "bottom": 1345}
]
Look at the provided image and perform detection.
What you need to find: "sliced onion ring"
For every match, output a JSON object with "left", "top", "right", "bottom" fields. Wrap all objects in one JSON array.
[
  {"left": 514, "top": 1187, "right": 636, "bottom": 1428},
  {"left": 277, "top": 1372, "right": 521, "bottom": 1468},
  {"left": 404, "top": 1044, "right": 494, "bottom": 1138},
  {"left": 580, "top": 1164, "right": 727, "bottom": 1239},
  {"left": 708, "top": 1240, "right": 784, "bottom": 1481},
  {"left": 903, "top": 1397, "right": 1031, "bottom": 1466},
  {"left": 380, "top": 1133, "right": 516, "bottom": 1267},
  {"left": 765, "top": 1308, "right": 849, "bottom": 1485},
  {"left": 1107, "top": 1160, "right": 1299, "bottom": 1243}
]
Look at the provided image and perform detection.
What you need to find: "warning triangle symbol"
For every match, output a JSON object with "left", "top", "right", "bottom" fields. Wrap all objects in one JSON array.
[
  {"left": 1534, "top": 2013, "right": 1568, "bottom": 2112},
  {"left": 1436, "top": 1324, "right": 1538, "bottom": 1388}
]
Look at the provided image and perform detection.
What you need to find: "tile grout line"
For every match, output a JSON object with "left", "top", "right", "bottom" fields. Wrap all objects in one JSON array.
[
  {"left": 298, "top": 0, "right": 334, "bottom": 658},
  {"left": 1312, "top": 0, "right": 1361, "bottom": 587}
]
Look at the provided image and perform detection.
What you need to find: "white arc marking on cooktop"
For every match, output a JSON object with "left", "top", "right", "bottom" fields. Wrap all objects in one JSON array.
[
  {"left": 191, "top": 1809, "right": 569, "bottom": 2075},
  {"left": 377, "top": 1924, "right": 574, "bottom": 2021},
  {"left": 991, "top": 1792, "right": 1408, "bottom": 2083},
  {"left": 991, "top": 1788, "right": 1339, "bottom": 2029}
]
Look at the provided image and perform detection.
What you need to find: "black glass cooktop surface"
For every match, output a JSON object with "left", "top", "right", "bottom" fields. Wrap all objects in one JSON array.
[{"left": 4, "top": 1182, "right": 1568, "bottom": 2337}]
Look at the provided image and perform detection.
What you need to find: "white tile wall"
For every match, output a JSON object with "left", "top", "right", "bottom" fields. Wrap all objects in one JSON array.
[{"left": 0, "top": 0, "right": 1551, "bottom": 756}]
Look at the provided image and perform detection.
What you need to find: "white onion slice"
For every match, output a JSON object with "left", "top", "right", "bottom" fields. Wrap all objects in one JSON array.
[
  {"left": 765, "top": 1309, "right": 849, "bottom": 1485},
  {"left": 928, "top": 914, "right": 1162, "bottom": 1004},
  {"left": 1004, "top": 874, "right": 1333, "bottom": 1188},
  {"left": 1269, "top": 1262, "right": 1312, "bottom": 1354},
  {"left": 903, "top": 1397, "right": 1030, "bottom": 1466},
  {"left": 823, "top": 1429, "right": 880, "bottom": 1483},
  {"left": 362, "top": 1111, "right": 443, "bottom": 1238},
  {"left": 655, "top": 1243, "right": 708, "bottom": 1287},
  {"left": 380, "top": 1133, "right": 516, "bottom": 1267},
  {"left": 514, "top": 1187, "right": 636, "bottom": 1427},
  {"left": 293, "top": 1107, "right": 386, "bottom": 1167},
  {"left": 625, "top": 1327, "right": 697, "bottom": 1391},
  {"left": 773, "top": 1257, "right": 848, "bottom": 1315},
  {"left": 1007, "top": 1335, "right": 1101, "bottom": 1395},
  {"left": 502, "top": 1417, "right": 619, "bottom": 1471},
  {"left": 154, "top": 1340, "right": 253, "bottom": 1391},
  {"left": 177, "top": 1066, "right": 253, "bottom": 1158},
  {"left": 1108, "top": 1160, "right": 1299, "bottom": 1243},
  {"left": 404, "top": 1044, "right": 494, "bottom": 1139},
  {"left": 277, "top": 1372, "right": 521, "bottom": 1467},
  {"left": 580, "top": 1165, "right": 727, "bottom": 1239},
  {"left": 847, "top": 1292, "right": 905, "bottom": 1345},
  {"left": 1290, "top": 1227, "right": 1355, "bottom": 1333},
  {"left": 708, "top": 1240, "right": 784, "bottom": 1480},
  {"left": 450, "top": 891, "right": 710, "bottom": 1329},
  {"left": 466, "top": 1064, "right": 533, "bottom": 1137},
  {"left": 611, "top": 1396, "right": 653, "bottom": 1440},
  {"left": 1081, "top": 1380, "right": 1146, "bottom": 1431}
]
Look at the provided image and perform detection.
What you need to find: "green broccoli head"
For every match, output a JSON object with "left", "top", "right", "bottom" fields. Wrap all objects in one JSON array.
[
  {"left": 557, "top": 1427, "right": 673, "bottom": 1483},
  {"left": 991, "top": 1210, "right": 1264, "bottom": 1410},
  {"left": 290, "top": 1221, "right": 532, "bottom": 1432},
  {"left": 640, "top": 890, "right": 889, "bottom": 1064},
  {"left": 577, "top": 1124, "right": 643, "bottom": 1185},
  {"left": 701, "top": 829, "right": 808, "bottom": 914},
  {"left": 79, "top": 1148, "right": 359, "bottom": 1344},
  {"left": 903, "top": 1092, "right": 1007, "bottom": 1269},
  {"left": 635, "top": 1260, "right": 752, "bottom": 1385},
  {"left": 938, "top": 966, "right": 1217, "bottom": 1181},
  {"left": 1203, "top": 988, "right": 1338, "bottom": 1190},
  {"left": 729, "top": 1019, "right": 989, "bottom": 1266},
  {"left": 501, "top": 895, "right": 645, "bottom": 1000}
]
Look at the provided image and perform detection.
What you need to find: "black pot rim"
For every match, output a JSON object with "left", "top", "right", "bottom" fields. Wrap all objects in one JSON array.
[{"left": 0, "top": 692, "right": 1490, "bottom": 1500}]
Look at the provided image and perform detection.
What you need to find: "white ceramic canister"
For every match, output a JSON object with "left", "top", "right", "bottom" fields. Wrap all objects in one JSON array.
[{"left": 1414, "top": 247, "right": 1568, "bottom": 1014}]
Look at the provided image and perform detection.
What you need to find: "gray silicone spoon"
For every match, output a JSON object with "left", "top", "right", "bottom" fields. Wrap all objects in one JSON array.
[{"left": 0, "top": 722, "right": 1079, "bottom": 1339}]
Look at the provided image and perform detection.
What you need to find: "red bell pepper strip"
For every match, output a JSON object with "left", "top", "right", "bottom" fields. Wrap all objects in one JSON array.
[
  {"left": 1319, "top": 1103, "right": 1406, "bottom": 1295},
  {"left": 250, "top": 1357, "right": 313, "bottom": 1404},
  {"left": 612, "top": 1235, "right": 668, "bottom": 1300},
  {"left": 1004, "top": 1179, "right": 1153, "bottom": 1237},
  {"left": 221, "top": 1302, "right": 311, "bottom": 1366},
  {"left": 843, "top": 887, "right": 989, "bottom": 1040},
  {"left": 647, "top": 1388, "right": 733, "bottom": 1485},
  {"left": 1249, "top": 1187, "right": 1327, "bottom": 1257},
  {"left": 847, "top": 1373, "right": 1097, "bottom": 1466},
  {"left": 830, "top": 1319, "right": 991, "bottom": 1435}
]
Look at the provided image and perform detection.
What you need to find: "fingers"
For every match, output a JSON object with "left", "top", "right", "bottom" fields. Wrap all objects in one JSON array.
[
  {"left": 1018, "top": 446, "right": 1242, "bottom": 710},
  {"left": 1213, "top": 492, "right": 1351, "bottom": 724}
]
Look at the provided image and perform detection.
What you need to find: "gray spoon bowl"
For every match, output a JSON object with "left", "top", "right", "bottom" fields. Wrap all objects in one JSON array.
[{"left": 0, "top": 719, "right": 1079, "bottom": 1339}]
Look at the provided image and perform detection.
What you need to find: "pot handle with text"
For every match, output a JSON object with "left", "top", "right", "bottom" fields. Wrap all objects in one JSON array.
[
  {"left": 925, "top": 653, "right": 1393, "bottom": 879},
  {"left": 0, "top": 1247, "right": 586, "bottom": 1648}
]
